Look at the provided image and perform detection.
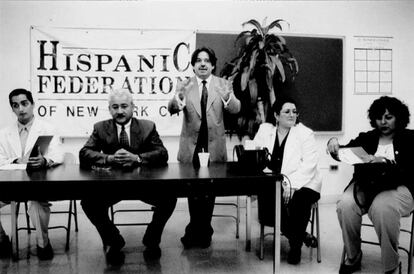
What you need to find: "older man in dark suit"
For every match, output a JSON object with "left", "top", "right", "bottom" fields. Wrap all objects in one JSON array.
[{"left": 80, "top": 88, "right": 176, "bottom": 264}]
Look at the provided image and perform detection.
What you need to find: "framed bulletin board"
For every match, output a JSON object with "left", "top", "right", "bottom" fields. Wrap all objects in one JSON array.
[{"left": 196, "top": 32, "right": 344, "bottom": 133}]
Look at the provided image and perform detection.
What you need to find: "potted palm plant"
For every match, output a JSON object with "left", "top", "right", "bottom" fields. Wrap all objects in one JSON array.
[{"left": 221, "top": 18, "right": 299, "bottom": 139}]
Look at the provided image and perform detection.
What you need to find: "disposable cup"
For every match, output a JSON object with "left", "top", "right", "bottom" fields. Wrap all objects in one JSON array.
[{"left": 198, "top": 152, "right": 210, "bottom": 167}]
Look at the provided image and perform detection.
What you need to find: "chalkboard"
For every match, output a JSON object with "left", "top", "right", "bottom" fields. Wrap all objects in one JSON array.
[{"left": 196, "top": 32, "right": 343, "bottom": 132}]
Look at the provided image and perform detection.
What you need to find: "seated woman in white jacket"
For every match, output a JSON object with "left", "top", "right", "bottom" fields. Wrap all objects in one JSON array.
[{"left": 253, "top": 96, "right": 322, "bottom": 264}]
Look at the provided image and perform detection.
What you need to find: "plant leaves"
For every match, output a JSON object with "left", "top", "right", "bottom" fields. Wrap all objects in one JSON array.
[
  {"left": 263, "top": 53, "right": 275, "bottom": 92},
  {"left": 266, "top": 54, "right": 276, "bottom": 75},
  {"left": 269, "top": 86, "right": 276, "bottom": 106},
  {"left": 235, "top": 30, "right": 252, "bottom": 46},
  {"left": 248, "top": 78, "right": 258, "bottom": 105},
  {"left": 247, "top": 119, "right": 256, "bottom": 139},
  {"left": 273, "top": 56, "right": 286, "bottom": 82},
  {"left": 265, "top": 65, "right": 274, "bottom": 96},
  {"left": 242, "top": 19, "right": 264, "bottom": 37},
  {"left": 248, "top": 50, "right": 259, "bottom": 78},
  {"left": 267, "top": 19, "right": 286, "bottom": 32},
  {"left": 262, "top": 17, "right": 268, "bottom": 29},
  {"left": 257, "top": 99, "right": 265, "bottom": 123},
  {"left": 277, "top": 35, "right": 286, "bottom": 45},
  {"left": 229, "top": 56, "right": 243, "bottom": 76},
  {"left": 264, "top": 35, "right": 285, "bottom": 55},
  {"left": 219, "top": 18, "right": 298, "bottom": 139},
  {"left": 288, "top": 57, "right": 299, "bottom": 75},
  {"left": 240, "top": 67, "right": 250, "bottom": 91}
]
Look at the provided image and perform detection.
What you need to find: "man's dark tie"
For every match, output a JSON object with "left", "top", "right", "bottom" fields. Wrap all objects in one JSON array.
[
  {"left": 193, "top": 80, "right": 209, "bottom": 167},
  {"left": 200, "top": 80, "right": 208, "bottom": 151},
  {"left": 119, "top": 125, "right": 129, "bottom": 149},
  {"left": 193, "top": 80, "right": 209, "bottom": 166}
]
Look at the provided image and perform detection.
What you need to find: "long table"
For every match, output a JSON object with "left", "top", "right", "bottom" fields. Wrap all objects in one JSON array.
[{"left": 0, "top": 162, "right": 281, "bottom": 273}]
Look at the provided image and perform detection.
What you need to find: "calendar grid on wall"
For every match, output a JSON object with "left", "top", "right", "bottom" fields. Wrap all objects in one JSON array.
[{"left": 354, "top": 48, "right": 392, "bottom": 95}]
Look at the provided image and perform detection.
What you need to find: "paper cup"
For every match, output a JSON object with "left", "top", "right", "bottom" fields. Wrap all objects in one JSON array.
[{"left": 198, "top": 152, "right": 210, "bottom": 167}]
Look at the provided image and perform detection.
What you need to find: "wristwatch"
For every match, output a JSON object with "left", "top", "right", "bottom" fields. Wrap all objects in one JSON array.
[{"left": 136, "top": 154, "right": 142, "bottom": 164}]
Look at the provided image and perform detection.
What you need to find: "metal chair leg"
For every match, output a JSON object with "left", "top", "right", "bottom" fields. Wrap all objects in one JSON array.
[
  {"left": 309, "top": 203, "right": 315, "bottom": 259},
  {"left": 408, "top": 213, "right": 414, "bottom": 274},
  {"left": 110, "top": 205, "right": 115, "bottom": 222},
  {"left": 213, "top": 197, "right": 241, "bottom": 239},
  {"left": 65, "top": 200, "right": 73, "bottom": 251},
  {"left": 110, "top": 202, "right": 154, "bottom": 227},
  {"left": 73, "top": 200, "right": 79, "bottom": 232},
  {"left": 315, "top": 203, "right": 321, "bottom": 263},
  {"left": 24, "top": 202, "right": 31, "bottom": 234},
  {"left": 259, "top": 224, "right": 265, "bottom": 260},
  {"left": 14, "top": 202, "right": 20, "bottom": 258},
  {"left": 236, "top": 196, "right": 240, "bottom": 239}
]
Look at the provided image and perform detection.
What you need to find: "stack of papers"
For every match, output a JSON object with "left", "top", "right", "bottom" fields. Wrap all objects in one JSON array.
[
  {"left": 0, "top": 164, "right": 27, "bottom": 170},
  {"left": 338, "top": 147, "right": 370, "bottom": 165}
]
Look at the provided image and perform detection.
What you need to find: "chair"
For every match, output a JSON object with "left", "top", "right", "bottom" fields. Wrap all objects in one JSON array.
[
  {"left": 210, "top": 148, "right": 242, "bottom": 239},
  {"left": 15, "top": 152, "right": 79, "bottom": 251},
  {"left": 109, "top": 202, "right": 154, "bottom": 227},
  {"left": 341, "top": 211, "right": 414, "bottom": 274},
  {"left": 258, "top": 202, "right": 321, "bottom": 262},
  {"left": 213, "top": 196, "right": 240, "bottom": 238},
  {"left": 16, "top": 200, "right": 78, "bottom": 251},
  {"left": 110, "top": 198, "right": 239, "bottom": 238}
]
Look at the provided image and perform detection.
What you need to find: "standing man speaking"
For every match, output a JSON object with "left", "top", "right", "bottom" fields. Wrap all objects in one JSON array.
[{"left": 168, "top": 47, "right": 241, "bottom": 248}]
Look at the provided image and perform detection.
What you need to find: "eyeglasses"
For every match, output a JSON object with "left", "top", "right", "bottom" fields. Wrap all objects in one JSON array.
[{"left": 280, "top": 109, "right": 298, "bottom": 115}]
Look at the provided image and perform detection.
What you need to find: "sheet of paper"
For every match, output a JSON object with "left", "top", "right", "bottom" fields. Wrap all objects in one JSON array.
[
  {"left": 262, "top": 167, "right": 273, "bottom": 174},
  {"left": 244, "top": 140, "right": 259, "bottom": 150},
  {"left": 338, "top": 147, "right": 369, "bottom": 165},
  {"left": 0, "top": 164, "right": 27, "bottom": 170}
]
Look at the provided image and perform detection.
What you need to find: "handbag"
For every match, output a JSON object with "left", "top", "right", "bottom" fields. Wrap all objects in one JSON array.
[
  {"left": 233, "top": 145, "right": 269, "bottom": 171},
  {"left": 352, "top": 162, "right": 399, "bottom": 209}
]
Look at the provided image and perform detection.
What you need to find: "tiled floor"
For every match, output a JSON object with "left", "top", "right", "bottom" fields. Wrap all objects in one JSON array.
[{"left": 0, "top": 199, "right": 412, "bottom": 273}]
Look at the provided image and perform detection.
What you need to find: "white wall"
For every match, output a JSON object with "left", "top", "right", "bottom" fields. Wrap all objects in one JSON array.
[{"left": 1, "top": 1, "right": 414, "bottom": 201}]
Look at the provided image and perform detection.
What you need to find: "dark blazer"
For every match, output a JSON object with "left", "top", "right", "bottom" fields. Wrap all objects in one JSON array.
[
  {"left": 344, "top": 128, "right": 414, "bottom": 197},
  {"left": 79, "top": 118, "right": 168, "bottom": 168}
]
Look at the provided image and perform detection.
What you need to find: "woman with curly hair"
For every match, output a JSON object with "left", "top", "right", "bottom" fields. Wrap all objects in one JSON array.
[{"left": 328, "top": 96, "right": 414, "bottom": 274}]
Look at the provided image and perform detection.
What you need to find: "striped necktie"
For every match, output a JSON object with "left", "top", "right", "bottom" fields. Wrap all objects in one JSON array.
[{"left": 119, "top": 125, "right": 129, "bottom": 149}]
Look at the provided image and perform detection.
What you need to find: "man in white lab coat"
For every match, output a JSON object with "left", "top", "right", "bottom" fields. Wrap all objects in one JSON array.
[{"left": 0, "top": 88, "right": 63, "bottom": 259}]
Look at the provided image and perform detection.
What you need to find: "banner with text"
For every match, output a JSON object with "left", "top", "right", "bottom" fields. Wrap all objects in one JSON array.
[{"left": 31, "top": 26, "right": 196, "bottom": 136}]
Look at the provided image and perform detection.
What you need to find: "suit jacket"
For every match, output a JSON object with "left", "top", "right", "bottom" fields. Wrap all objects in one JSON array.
[
  {"left": 79, "top": 118, "right": 168, "bottom": 168},
  {"left": 0, "top": 118, "right": 63, "bottom": 166},
  {"left": 168, "top": 75, "right": 241, "bottom": 163},
  {"left": 343, "top": 128, "right": 414, "bottom": 197},
  {"left": 253, "top": 122, "right": 322, "bottom": 192}
]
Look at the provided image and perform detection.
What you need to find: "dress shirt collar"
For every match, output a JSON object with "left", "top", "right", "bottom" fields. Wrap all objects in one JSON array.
[
  {"left": 115, "top": 119, "right": 132, "bottom": 138},
  {"left": 196, "top": 75, "right": 212, "bottom": 87},
  {"left": 17, "top": 116, "right": 34, "bottom": 134},
  {"left": 196, "top": 75, "right": 212, "bottom": 97}
]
